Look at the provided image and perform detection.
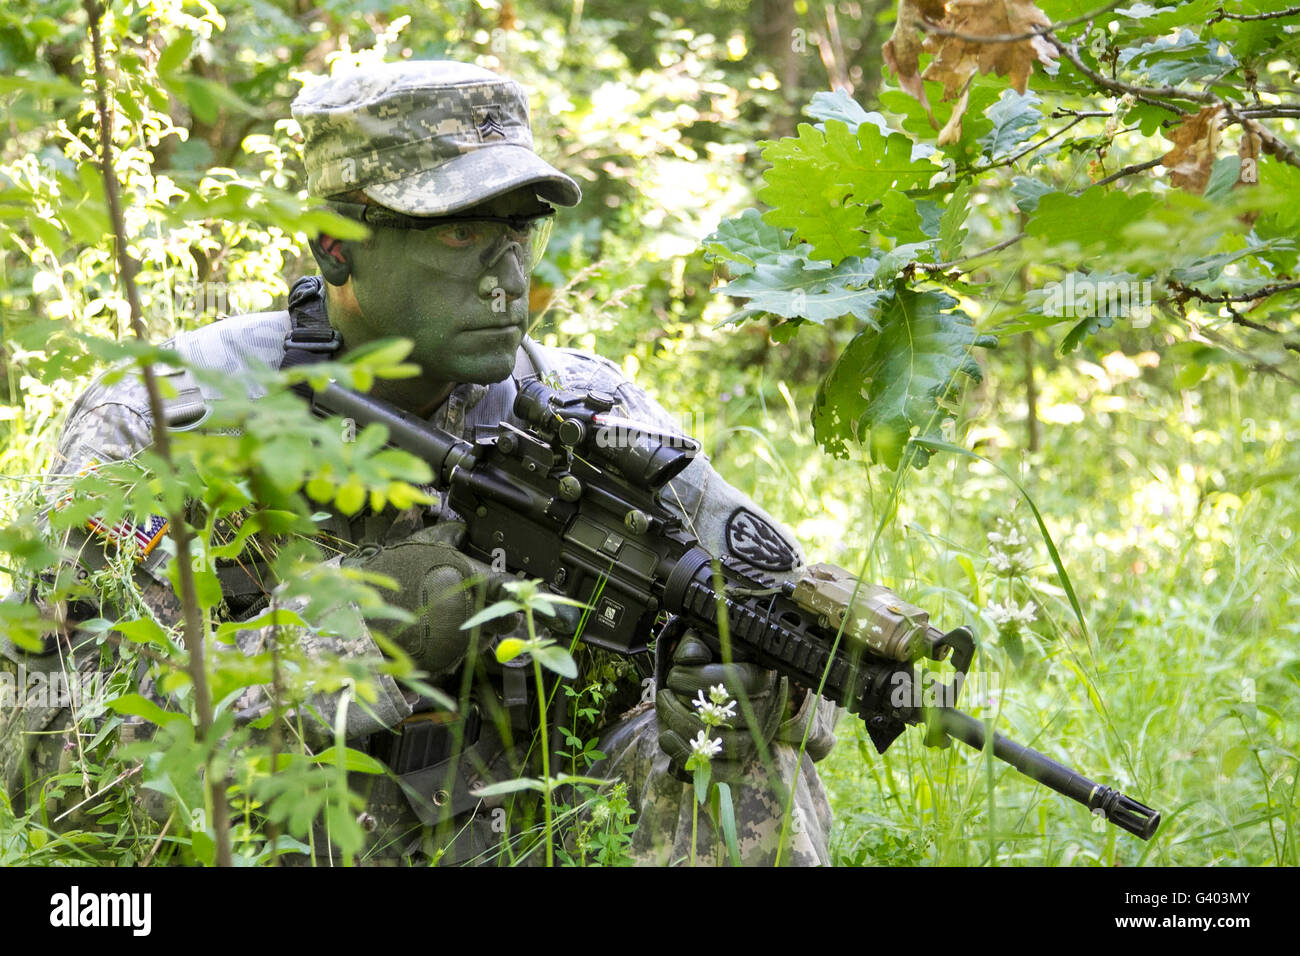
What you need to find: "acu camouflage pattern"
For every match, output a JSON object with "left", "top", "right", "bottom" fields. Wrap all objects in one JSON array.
[
  {"left": 292, "top": 61, "right": 582, "bottom": 215},
  {"left": 1, "top": 313, "right": 838, "bottom": 865}
]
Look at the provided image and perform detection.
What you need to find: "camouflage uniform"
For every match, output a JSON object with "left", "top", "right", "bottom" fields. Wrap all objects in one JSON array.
[{"left": 1, "top": 60, "right": 838, "bottom": 865}]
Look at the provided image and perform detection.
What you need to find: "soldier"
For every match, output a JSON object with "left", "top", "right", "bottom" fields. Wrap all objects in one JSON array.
[{"left": 1, "top": 60, "right": 835, "bottom": 865}]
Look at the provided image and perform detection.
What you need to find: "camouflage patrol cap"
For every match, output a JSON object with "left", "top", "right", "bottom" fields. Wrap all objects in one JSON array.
[{"left": 292, "top": 60, "right": 581, "bottom": 216}]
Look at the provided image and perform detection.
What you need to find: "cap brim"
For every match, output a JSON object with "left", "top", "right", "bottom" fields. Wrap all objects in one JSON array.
[{"left": 362, "top": 145, "right": 582, "bottom": 216}]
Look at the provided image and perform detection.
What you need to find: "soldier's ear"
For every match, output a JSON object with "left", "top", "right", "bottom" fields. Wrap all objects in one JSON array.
[{"left": 308, "top": 234, "right": 353, "bottom": 287}]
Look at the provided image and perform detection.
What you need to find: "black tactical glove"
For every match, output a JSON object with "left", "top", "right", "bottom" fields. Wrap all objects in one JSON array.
[
  {"left": 347, "top": 521, "right": 517, "bottom": 676},
  {"left": 656, "top": 630, "right": 790, "bottom": 784}
]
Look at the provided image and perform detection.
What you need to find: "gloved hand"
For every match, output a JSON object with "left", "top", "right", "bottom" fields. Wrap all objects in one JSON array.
[
  {"left": 656, "top": 630, "right": 789, "bottom": 784},
  {"left": 346, "top": 521, "right": 518, "bottom": 676}
]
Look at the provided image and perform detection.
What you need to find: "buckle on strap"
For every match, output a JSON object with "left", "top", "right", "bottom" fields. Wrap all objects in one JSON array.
[{"left": 283, "top": 326, "right": 343, "bottom": 355}]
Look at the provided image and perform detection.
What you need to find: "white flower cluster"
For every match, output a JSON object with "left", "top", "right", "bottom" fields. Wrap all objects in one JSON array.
[
  {"left": 686, "top": 684, "right": 736, "bottom": 767},
  {"left": 692, "top": 684, "right": 738, "bottom": 727},
  {"left": 987, "top": 518, "right": 1032, "bottom": 577},
  {"left": 689, "top": 730, "right": 723, "bottom": 759},
  {"left": 986, "top": 599, "right": 1038, "bottom": 629}
]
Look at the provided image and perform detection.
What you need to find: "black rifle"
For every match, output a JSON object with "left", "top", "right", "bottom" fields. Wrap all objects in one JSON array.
[{"left": 307, "top": 379, "right": 1160, "bottom": 841}]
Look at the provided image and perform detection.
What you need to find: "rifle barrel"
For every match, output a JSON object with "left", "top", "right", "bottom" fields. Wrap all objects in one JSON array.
[{"left": 936, "top": 708, "right": 1160, "bottom": 841}]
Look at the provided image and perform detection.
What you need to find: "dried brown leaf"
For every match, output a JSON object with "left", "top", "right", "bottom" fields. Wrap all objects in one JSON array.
[
  {"left": 937, "top": 80, "right": 972, "bottom": 145},
  {"left": 1161, "top": 105, "right": 1223, "bottom": 195},
  {"left": 883, "top": 0, "right": 936, "bottom": 121},
  {"left": 922, "top": 0, "right": 1057, "bottom": 99}
]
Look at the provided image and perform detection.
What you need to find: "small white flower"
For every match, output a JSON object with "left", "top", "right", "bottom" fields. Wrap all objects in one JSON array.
[
  {"left": 986, "top": 599, "right": 1038, "bottom": 628},
  {"left": 708, "top": 683, "right": 730, "bottom": 706},
  {"left": 689, "top": 730, "right": 723, "bottom": 759},
  {"left": 692, "top": 689, "right": 737, "bottom": 726}
]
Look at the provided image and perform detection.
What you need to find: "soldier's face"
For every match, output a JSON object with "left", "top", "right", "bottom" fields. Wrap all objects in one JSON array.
[{"left": 343, "top": 188, "right": 541, "bottom": 386}]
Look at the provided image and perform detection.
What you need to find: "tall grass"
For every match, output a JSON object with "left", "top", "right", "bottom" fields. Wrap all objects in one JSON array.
[{"left": 648, "top": 337, "right": 1300, "bottom": 866}]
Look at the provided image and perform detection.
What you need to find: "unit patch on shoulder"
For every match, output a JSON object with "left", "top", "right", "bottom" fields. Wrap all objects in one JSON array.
[{"left": 724, "top": 508, "right": 798, "bottom": 572}]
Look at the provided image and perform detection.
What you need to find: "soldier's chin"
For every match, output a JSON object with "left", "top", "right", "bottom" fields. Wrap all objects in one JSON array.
[{"left": 443, "top": 340, "right": 521, "bottom": 385}]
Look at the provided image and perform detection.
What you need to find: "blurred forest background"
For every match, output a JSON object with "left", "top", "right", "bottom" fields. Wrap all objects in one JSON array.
[{"left": 1, "top": 0, "right": 1298, "bottom": 866}]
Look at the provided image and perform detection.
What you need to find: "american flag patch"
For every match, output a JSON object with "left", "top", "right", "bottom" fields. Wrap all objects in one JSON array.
[
  {"left": 84, "top": 513, "right": 170, "bottom": 558},
  {"left": 54, "top": 460, "right": 170, "bottom": 561}
]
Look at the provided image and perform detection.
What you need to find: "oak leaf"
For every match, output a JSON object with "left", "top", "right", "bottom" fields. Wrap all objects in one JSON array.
[{"left": 1161, "top": 105, "right": 1222, "bottom": 195}]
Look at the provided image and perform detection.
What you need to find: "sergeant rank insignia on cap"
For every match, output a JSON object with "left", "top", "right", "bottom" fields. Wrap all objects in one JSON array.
[{"left": 477, "top": 108, "right": 507, "bottom": 140}]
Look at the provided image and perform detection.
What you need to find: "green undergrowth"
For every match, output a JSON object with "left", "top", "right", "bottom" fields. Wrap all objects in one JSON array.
[{"left": 656, "top": 333, "right": 1300, "bottom": 867}]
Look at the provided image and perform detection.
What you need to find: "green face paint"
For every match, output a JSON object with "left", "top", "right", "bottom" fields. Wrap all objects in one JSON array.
[{"left": 333, "top": 189, "right": 544, "bottom": 394}]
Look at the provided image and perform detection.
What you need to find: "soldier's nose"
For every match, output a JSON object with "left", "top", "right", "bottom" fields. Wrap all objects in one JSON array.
[{"left": 477, "top": 242, "right": 528, "bottom": 302}]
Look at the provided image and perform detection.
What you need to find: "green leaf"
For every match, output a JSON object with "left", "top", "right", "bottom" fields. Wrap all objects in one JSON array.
[
  {"left": 344, "top": 336, "right": 414, "bottom": 370},
  {"left": 937, "top": 181, "right": 973, "bottom": 262},
  {"left": 464, "top": 601, "right": 524, "bottom": 633},
  {"left": 874, "top": 242, "right": 934, "bottom": 284},
  {"left": 190, "top": 827, "right": 215, "bottom": 866},
  {"left": 1027, "top": 189, "right": 1158, "bottom": 252},
  {"left": 494, "top": 636, "right": 528, "bottom": 662},
  {"left": 760, "top": 121, "right": 937, "bottom": 263},
  {"left": 804, "top": 89, "right": 892, "bottom": 137},
  {"left": 879, "top": 82, "right": 998, "bottom": 162},
  {"left": 1113, "top": 0, "right": 1217, "bottom": 36},
  {"left": 701, "top": 209, "right": 795, "bottom": 273},
  {"left": 1125, "top": 102, "right": 1171, "bottom": 138},
  {"left": 156, "top": 33, "right": 194, "bottom": 77},
  {"left": 1117, "top": 30, "right": 1237, "bottom": 85},
  {"left": 108, "top": 693, "right": 189, "bottom": 730},
  {"left": 335, "top": 478, "right": 366, "bottom": 516},
  {"left": 1061, "top": 314, "right": 1115, "bottom": 353},
  {"left": 114, "top": 617, "right": 172, "bottom": 645},
  {"left": 310, "top": 746, "right": 388, "bottom": 774},
  {"left": 533, "top": 643, "right": 579, "bottom": 679},
  {"left": 980, "top": 91, "right": 1042, "bottom": 161},
  {"left": 692, "top": 761, "right": 711, "bottom": 805},
  {"left": 1169, "top": 240, "right": 1283, "bottom": 284},
  {"left": 166, "top": 76, "right": 259, "bottom": 125},
  {"left": 722, "top": 256, "right": 887, "bottom": 327},
  {"left": 1221, "top": 744, "right": 1252, "bottom": 778},
  {"left": 0, "top": 74, "right": 81, "bottom": 101},
  {"left": 812, "top": 289, "right": 996, "bottom": 469},
  {"left": 215, "top": 607, "right": 309, "bottom": 642},
  {"left": 872, "top": 190, "right": 929, "bottom": 243},
  {"left": 716, "top": 782, "right": 743, "bottom": 867}
]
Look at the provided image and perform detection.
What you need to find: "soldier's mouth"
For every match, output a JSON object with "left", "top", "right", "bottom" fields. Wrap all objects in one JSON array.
[{"left": 462, "top": 320, "right": 523, "bottom": 332}]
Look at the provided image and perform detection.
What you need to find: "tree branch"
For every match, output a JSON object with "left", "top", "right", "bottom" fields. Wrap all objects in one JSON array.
[
  {"left": 1210, "top": 4, "right": 1300, "bottom": 23},
  {"left": 1045, "top": 35, "right": 1204, "bottom": 112},
  {"left": 916, "top": 232, "right": 1025, "bottom": 273},
  {"left": 977, "top": 113, "right": 1091, "bottom": 172},
  {"left": 1237, "top": 106, "right": 1300, "bottom": 118},
  {"left": 1221, "top": 107, "right": 1300, "bottom": 170},
  {"left": 919, "top": 0, "right": 1125, "bottom": 44},
  {"left": 1170, "top": 278, "right": 1300, "bottom": 305},
  {"left": 1087, "top": 156, "right": 1162, "bottom": 190},
  {"left": 83, "top": 0, "right": 232, "bottom": 868},
  {"left": 1043, "top": 37, "right": 1300, "bottom": 170}
]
